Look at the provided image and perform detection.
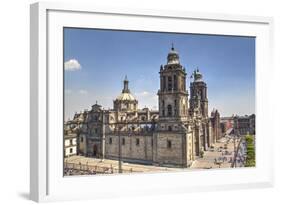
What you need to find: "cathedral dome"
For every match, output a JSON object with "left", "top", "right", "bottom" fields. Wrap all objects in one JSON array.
[
  {"left": 114, "top": 76, "right": 138, "bottom": 112},
  {"left": 168, "top": 47, "right": 178, "bottom": 55},
  {"left": 167, "top": 44, "right": 180, "bottom": 65},
  {"left": 116, "top": 92, "right": 136, "bottom": 101},
  {"left": 115, "top": 76, "right": 136, "bottom": 101},
  {"left": 193, "top": 69, "right": 203, "bottom": 82}
]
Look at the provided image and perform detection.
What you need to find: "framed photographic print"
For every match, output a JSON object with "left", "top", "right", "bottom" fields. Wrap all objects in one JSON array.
[{"left": 30, "top": 2, "right": 274, "bottom": 202}]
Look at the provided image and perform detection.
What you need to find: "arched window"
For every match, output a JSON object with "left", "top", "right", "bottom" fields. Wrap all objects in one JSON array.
[
  {"left": 174, "top": 100, "right": 177, "bottom": 116},
  {"left": 163, "top": 76, "right": 166, "bottom": 90},
  {"left": 167, "top": 140, "right": 172, "bottom": 148},
  {"left": 136, "top": 138, "right": 140, "bottom": 146},
  {"left": 167, "top": 104, "right": 172, "bottom": 116},
  {"left": 168, "top": 76, "right": 172, "bottom": 91},
  {"left": 162, "top": 100, "right": 165, "bottom": 116},
  {"left": 173, "top": 75, "right": 177, "bottom": 90}
]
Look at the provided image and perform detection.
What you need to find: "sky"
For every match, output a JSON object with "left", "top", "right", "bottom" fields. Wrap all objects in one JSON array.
[{"left": 64, "top": 28, "right": 255, "bottom": 120}]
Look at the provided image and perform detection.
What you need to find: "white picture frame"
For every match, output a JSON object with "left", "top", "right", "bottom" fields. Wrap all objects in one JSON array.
[{"left": 30, "top": 2, "right": 274, "bottom": 202}]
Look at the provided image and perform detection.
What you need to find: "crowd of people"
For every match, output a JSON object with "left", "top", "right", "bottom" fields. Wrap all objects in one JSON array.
[{"left": 212, "top": 136, "right": 244, "bottom": 168}]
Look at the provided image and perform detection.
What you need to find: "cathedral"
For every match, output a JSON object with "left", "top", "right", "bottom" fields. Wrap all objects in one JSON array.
[{"left": 64, "top": 45, "right": 221, "bottom": 168}]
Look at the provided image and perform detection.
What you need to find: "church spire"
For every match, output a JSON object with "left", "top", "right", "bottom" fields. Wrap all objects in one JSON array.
[{"left": 122, "top": 75, "right": 130, "bottom": 93}]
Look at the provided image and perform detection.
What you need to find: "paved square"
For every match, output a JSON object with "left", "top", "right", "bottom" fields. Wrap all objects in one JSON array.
[
  {"left": 64, "top": 137, "right": 240, "bottom": 175},
  {"left": 190, "top": 137, "right": 237, "bottom": 169}
]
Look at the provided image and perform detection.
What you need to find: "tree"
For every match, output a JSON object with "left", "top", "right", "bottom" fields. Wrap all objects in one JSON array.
[{"left": 245, "top": 134, "right": 255, "bottom": 167}]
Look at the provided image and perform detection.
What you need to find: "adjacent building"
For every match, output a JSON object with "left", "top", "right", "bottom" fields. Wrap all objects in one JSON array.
[
  {"left": 64, "top": 125, "right": 78, "bottom": 157},
  {"left": 210, "top": 109, "right": 222, "bottom": 144},
  {"left": 220, "top": 116, "right": 234, "bottom": 134},
  {"left": 233, "top": 114, "right": 255, "bottom": 135}
]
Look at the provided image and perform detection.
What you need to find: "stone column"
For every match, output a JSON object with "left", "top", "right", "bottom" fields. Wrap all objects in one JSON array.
[{"left": 204, "top": 123, "right": 208, "bottom": 150}]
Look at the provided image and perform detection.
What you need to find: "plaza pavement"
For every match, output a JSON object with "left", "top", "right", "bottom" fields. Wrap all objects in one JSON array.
[
  {"left": 190, "top": 137, "right": 237, "bottom": 169},
  {"left": 64, "top": 137, "right": 239, "bottom": 175},
  {"left": 65, "top": 155, "right": 182, "bottom": 174}
]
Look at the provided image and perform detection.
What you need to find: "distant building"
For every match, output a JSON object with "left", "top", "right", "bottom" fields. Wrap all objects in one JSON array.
[
  {"left": 233, "top": 114, "right": 255, "bottom": 135},
  {"left": 210, "top": 109, "right": 221, "bottom": 143},
  {"left": 64, "top": 125, "right": 77, "bottom": 157},
  {"left": 220, "top": 116, "right": 234, "bottom": 134},
  {"left": 64, "top": 46, "right": 223, "bottom": 167}
]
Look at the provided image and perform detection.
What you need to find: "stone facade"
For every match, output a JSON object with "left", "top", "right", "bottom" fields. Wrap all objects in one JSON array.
[
  {"left": 220, "top": 117, "right": 234, "bottom": 134},
  {"left": 210, "top": 109, "right": 222, "bottom": 144},
  {"left": 233, "top": 114, "right": 255, "bottom": 135},
  {"left": 64, "top": 46, "right": 223, "bottom": 168},
  {"left": 64, "top": 128, "right": 78, "bottom": 157}
]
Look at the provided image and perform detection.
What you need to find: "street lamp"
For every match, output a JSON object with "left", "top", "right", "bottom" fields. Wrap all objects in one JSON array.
[
  {"left": 233, "top": 135, "right": 236, "bottom": 168},
  {"left": 118, "top": 123, "right": 122, "bottom": 174},
  {"left": 118, "top": 115, "right": 128, "bottom": 174}
]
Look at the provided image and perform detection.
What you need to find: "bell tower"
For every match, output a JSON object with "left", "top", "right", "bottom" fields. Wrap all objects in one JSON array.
[
  {"left": 189, "top": 69, "right": 208, "bottom": 118},
  {"left": 153, "top": 45, "right": 191, "bottom": 167},
  {"left": 157, "top": 45, "right": 189, "bottom": 129}
]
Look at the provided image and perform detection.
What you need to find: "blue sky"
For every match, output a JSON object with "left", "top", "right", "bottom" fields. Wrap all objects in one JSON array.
[{"left": 64, "top": 28, "right": 255, "bottom": 120}]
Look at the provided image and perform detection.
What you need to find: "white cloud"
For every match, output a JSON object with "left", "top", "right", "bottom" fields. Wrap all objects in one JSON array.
[
  {"left": 134, "top": 91, "right": 158, "bottom": 110},
  {"left": 64, "top": 59, "right": 81, "bottom": 71},
  {"left": 135, "top": 91, "right": 150, "bottom": 97},
  {"left": 79, "top": 89, "right": 88, "bottom": 95}
]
